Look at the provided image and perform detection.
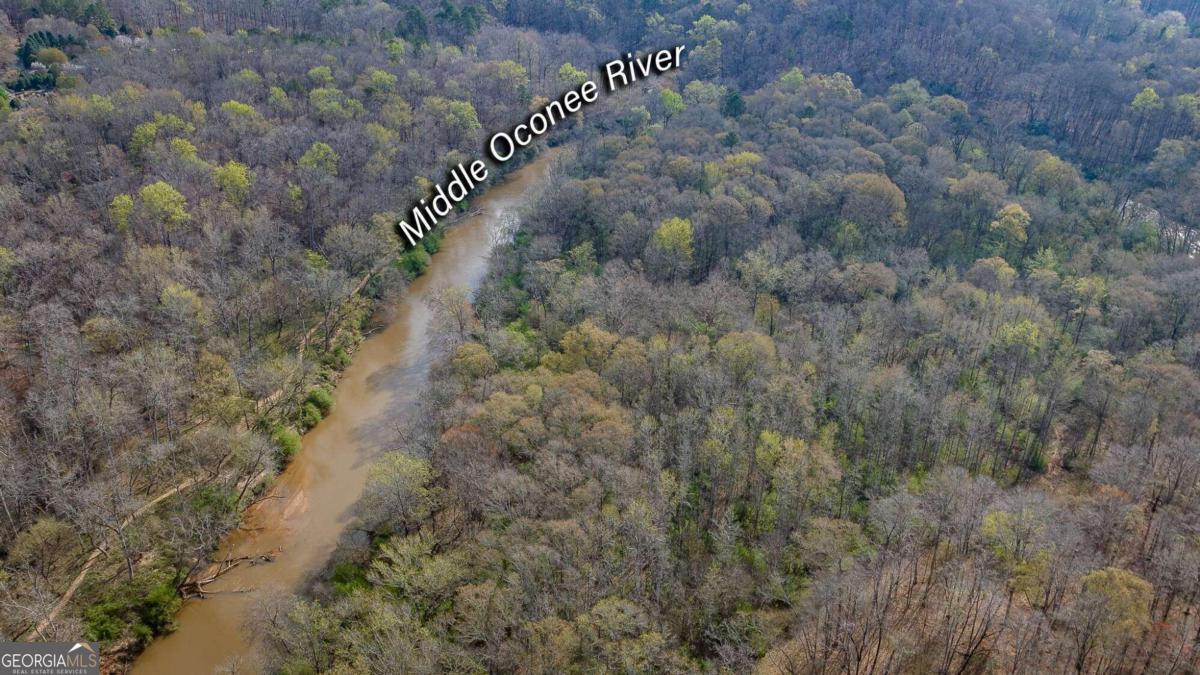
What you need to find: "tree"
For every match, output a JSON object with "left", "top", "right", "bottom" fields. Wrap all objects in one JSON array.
[
  {"left": 841, "top": 173, "right": 907, "bottom": 243},
  {"left": 660, "top": 88, "right": 685, "bottom": 119},
  {"left": 987, "top": 203, "right": 1031, "bottom": 257},
  {"left": 1067, "top": 567, "right": 1152, "bottom": 672},
  {"left": 83, "top": 2, "right": 116, "bottom": 35},
  {"left": 395, "top": 6, "right": 429, "bottom": 46},
  {"left": 421, "top": 97, "right": 481, "bottom": 149},
  {"left": 254, "top": 595, "right": 340, "bottom": 673},
  {"left": 218, "top": 100, "right": 263, "bottom": 131},
  {"left": 309, "top": 87, "right": 364, "bottom": 125},
  {"left": 321, "top": 223, "right": 387, "bottom": 277},
  {"left": 212, "top": 161, "right": 252, "bottom": 206},
  {"left": 35, "top": 47, "right": 66, "bottom": 66},
  {"left": 364, "top": 68, "right": 397, "bottom": 98},
  {"left": 1069, "top": 275, "right": 1107, "bottom": 345},
  {"left": 303, "top": 253, "right": 351, "bottom": 352},
  {"left": 558, "top": 63, "right": 588, "bottom": 88},
  {"left": 1027, "top": 153, "right": 1081, "bottom": 207},
  {"left": 553, "top": 320, "right": 618, "bottom": 372},
  {"left": 715, "top": 331, "right": 775, "bottom": 388},
  {"left": 139, "top": 181, "right": 189, "bottom": 244},
  {"left": 68, "top": 481, "right": 145, "bottom": 582},
  {"left": 359, "top": 453, "right": 438, "bottom": 535},
  {"left": 790, "top": 517, "right": 868, "bottom": 574},
  {"left": 109, "top": 194, "right": 133, "bottom": 233},
  {"left": 967, "top": 257, "right": 1017, "bottom": 292},
  {"left": 428, "top": 286, "right": 479, "bottom": 346},
  {"left": 721, "top": 90, "right": 745, "bottom": 117},
  {"left": 651, "top": 217, "right": 693, "bottom": 279},
  {"left": 1131, "top": 87, "right": 1163, "bottom": 113},
  {"left": 451, "top": 342, "right": 497, "bottom": 380},
  {"left": 306, "top": 66, "right": 334, "bottom": 87},
  {"left": 299, "top": 142, "right": 339, "bottom": 176}
]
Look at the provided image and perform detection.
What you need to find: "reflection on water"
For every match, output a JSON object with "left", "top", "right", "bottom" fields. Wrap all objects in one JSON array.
[{"left": 131, "top": 151, "right": 558, "bottom": 674}]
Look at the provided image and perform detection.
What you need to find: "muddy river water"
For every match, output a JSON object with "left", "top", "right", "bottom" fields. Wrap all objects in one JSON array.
[{"left": 131, "top": 151, "right": 558, "bottom": 674}]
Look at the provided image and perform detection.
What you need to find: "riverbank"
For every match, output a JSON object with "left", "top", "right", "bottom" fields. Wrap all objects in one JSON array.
[{"left": 127, "top": 148, "right": 560, "bottom": 674}]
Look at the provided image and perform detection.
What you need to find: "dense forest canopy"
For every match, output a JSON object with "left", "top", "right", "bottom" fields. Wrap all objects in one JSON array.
[
  {"left": 0, "top": 0, "right": 604, "bottom": 649},
  {"left": 0, "top": 0, "right": 1197, "bottom": 673}
]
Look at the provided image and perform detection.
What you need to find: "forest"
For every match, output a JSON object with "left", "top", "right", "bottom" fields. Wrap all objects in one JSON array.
[{"left": 0, "top": 0, "right": 1198, "bottom": 673}]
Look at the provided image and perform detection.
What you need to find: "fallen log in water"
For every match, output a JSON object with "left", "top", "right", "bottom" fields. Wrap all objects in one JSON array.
[{"left": 180, "top": 550, "right": 280, "bottom": 599}]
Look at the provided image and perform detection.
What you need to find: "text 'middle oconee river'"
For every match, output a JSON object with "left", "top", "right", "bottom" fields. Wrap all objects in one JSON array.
[{"left": 398, "top": 46, "right": 685, "bottom": 249}]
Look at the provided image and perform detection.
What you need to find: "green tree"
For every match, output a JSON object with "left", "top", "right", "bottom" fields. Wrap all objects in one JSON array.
[
  {"left": 128, "top": 113, "right": 194, "bottom": 158},
  {"left": 83, "top": 2, "right": 116, "bottom": 35},
  {"left": 35, "top": 47, "right": 67, "bottom": 66},
  {"left": 365, "top": 68, "right": 397, "bottom": 96},
  {"left": 1027, "top": 152, "right": 1081, "bottom": 207},
  {"left": 721, "top": 89, "right": 745, "bottom": 117},
  {"left": 1070, "top": 568, "right": 1153, "bottom": 671},
  {"left": 395, "top": 6, "right": 429, "bottom": 46},
  {"left": 213, "top": 160, "right": 252, "bottom": 206},
  {"left": 218, "top": 100, "right": 264, "bottom": 133},
  {"left": 654, "top": 217, "right": 694, "bottom": 261},
  {"left": 1131, "top": 87, "right": 1163, "bottom": 113},
  {"left": 109, "top": 193, "right": 133, "bottom": 233},
  {"left": 715, "top": 331, "right": 776, "bottom": 388},
  {"left": 660, "top": 88, "right": 685, "bottom": 119},
  {"left": 309, "top": 87, "right": 364, "bottom": 124},
  {"left": 0, "top": 247, "right": 15, "bottom": 287},
  {"left": 139, "top": 181, "right": 189, "bottom": 243},
  {"left": 360, "top": 453, "right": 438, "bottom": 535},
  {"left": 987, "top": 203, "right": 1031, "bottom": 257},
  {"left": 558, "top": 63, "right": 589, "bottom": 88},
  {"left": 422, "top": 96, "right": 481, "bottom": 147},
  {"left": 299, "top": 142, "right": 339, "bottom": 175},
  {"left": 451, "top": 342, "right": 497, "bottom": 380},
  {"left": 652, "top": 217, "right": 694, "bottom": 280},
  {"left": 386, "top": 38, "right": 408, "bottom": 62},
  {"left": 307, "top": 65, "right": 334, "bottom": 86}
]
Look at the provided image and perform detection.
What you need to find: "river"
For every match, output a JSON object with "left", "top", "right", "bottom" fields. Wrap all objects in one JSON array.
[{"left": 131, "top": 150, "right": 559, "bottom": 674}]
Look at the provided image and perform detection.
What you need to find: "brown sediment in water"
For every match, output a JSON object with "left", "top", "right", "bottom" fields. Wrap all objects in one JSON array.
[{"left": 130, "top": 151, "right": 559, "bottom": 675}]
